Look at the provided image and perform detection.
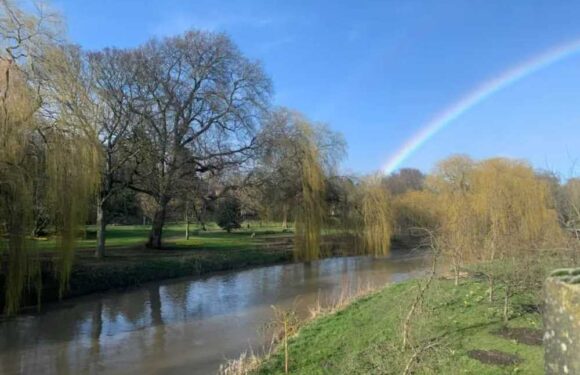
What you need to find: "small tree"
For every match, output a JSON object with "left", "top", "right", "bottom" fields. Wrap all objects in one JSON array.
[
  {"left": 217, "top": 197, "right": 242, "bottom": 233},
  {"left": 428, "top": 155, "right": 475, "bottom": 286}
]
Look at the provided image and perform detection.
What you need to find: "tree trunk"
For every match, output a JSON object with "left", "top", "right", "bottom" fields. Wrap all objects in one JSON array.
[
  {"left": 488, "top": 244, "right": 496, "bottom": 302},
  {"left": 453, "top": 254, "right": 460, "bottom": 286},
  {"left": 185, "top": 201, "right": 190, "bottom": 240},
  {"left": 147, "top": 201, "right": 167, "bottom": 249},
  {"left": 95, "top": 198, "right": 106, "bottom": 258},
  {"left": 282, "top": 203, "right": 288, "bottom": 229},
  {"left": 488, "top": 276, "right": 494, "bottom": 302},
  {"left": 503, "top": 285, "right": 509, "bottom": 323},
  {"left": 192, "top": 200, "right": 207, "bottom": 231}
]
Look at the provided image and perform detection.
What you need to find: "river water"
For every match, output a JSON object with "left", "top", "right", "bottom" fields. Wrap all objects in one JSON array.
[{"left": 0, "top": 251, "right": 428, "bottom": 375}]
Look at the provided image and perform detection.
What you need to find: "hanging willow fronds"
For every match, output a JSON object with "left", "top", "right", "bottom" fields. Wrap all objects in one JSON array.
[
  {"left": 0, "top": 59, "right": 42, "bottom": 314},
  {"left": 430, "top": 156, "right": 564, "bottom": 288},
  {"left": 359, "top": 175, "right": 393, "bottom": 256},
  {"left": 45, "top": 133, "right": 101, "bottom": 296},
  {"left": 294, "top": 122, "right": 326, "bottom": 261},
  {"left": 0, "top": 2, "right": 101, "bottom": 314}
]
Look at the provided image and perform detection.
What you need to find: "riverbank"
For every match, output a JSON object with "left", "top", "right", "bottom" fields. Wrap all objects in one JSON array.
[
  {"left": 6, "top": 224, "right": 402, "bottom": 313},
  {"left": 1, "top": 224, "right": 297, "bottom": 313},
  {"left": 255, "top": 277, "right": 544, "bottom": 374}
]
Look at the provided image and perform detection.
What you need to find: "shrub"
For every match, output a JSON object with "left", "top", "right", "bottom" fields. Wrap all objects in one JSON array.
[{"left": 217, "top": 197, "right": 243, "bottom": 232}]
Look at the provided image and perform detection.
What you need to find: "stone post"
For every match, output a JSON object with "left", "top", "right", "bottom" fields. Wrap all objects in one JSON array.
[{"left": 544, "top": 270, "right": 580, "bottom": 375}]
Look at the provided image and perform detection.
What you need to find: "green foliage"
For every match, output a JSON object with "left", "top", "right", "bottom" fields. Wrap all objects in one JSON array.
[{"left": 217, "top": 197, "right": 243, "bottom": 232}]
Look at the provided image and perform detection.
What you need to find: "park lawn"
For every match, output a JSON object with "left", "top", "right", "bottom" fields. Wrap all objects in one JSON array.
[
  {"left": 32, "top": 221, "right": 289, "bottom": 252},
  {"left": 257, "top": 278, "right": 544, "bottom": 374}
]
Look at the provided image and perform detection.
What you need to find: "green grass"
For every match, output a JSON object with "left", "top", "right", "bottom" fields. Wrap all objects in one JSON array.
[
  {"left": 257, "top": 278, "right": 543, "bottom": 374},
  {"left": 33, "top": 221, "right": 289, "bottom": 252}
]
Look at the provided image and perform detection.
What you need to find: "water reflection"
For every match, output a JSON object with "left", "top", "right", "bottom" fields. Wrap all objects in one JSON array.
[{"left": 0, "top": 252, "right": 428, "bottom": 375}]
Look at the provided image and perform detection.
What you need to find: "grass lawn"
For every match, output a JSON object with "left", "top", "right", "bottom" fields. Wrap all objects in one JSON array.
[
  {"left": 33, "top": 221, "right": 290, "bottom": 253},
  {"left": 257, "top": 278, "right": 543, "bottom": 374}
]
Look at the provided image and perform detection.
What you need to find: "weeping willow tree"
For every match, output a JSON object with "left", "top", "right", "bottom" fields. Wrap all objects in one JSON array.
[
  {"left": 294, "top": 122, "right": 326, "bottom": 261},
  {"left": 392, "top": 190, "right": 439, "bottom": 235},
  {"left": 470, "top": 159, "right": 561, "bottom": 259},
  {"left": 328, "top": 175, "right": 393, "bottom": 257},
  {"left": 0, "top": 1, "right": 101, "bottom": 314},
  {"left": 431, "top": 156, "right": 563, "bottom": 304},
  {"left": 469, "top": 159, "right": 562, "bottom": 305},
  {"left": 44, "top": 127, "right": 101, "bottom": 295},
  {"left": 0, "top": 60, "right": 41, "bottom": 314},
  {"left": 358, "top": 176, "right": 393, "bottom": 256},
  {"left": 42, "top": 45, "right": 103, "bottom": 291}
]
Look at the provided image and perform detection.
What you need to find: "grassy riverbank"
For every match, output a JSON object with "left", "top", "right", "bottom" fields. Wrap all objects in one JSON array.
[
  {"left": 257, "top": 277, "right": 544, "bottom": 374},
  {"left": 3, "top": 223, "right": 296, "bottom": 311}
]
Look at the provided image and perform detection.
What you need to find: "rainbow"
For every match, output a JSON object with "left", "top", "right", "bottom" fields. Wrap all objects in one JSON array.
[{"left": 382, "top": 38, "right": 580, "bottom": 174}]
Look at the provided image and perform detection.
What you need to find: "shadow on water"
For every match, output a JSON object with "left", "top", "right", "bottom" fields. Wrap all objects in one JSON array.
[{"left": 0, "top": 249, "right": 429, "bottom": 375}]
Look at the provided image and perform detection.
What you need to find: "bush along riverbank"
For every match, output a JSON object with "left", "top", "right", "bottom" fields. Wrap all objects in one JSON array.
[{"left": 248, "top": 276, "right": 544, "bottom": 375}]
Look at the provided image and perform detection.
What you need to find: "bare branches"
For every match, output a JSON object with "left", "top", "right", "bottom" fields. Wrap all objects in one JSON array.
[
  {"left": 105, "top": 30, "right": 272, "bottom": 247},
  {"left": 401, "top": 228, "right": 440, "bottom": 350},
  {"left": 402, "top": 339, "right": 441, "bottom": 375}
]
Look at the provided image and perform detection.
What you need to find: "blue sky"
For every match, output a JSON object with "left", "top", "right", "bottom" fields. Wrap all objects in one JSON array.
[{"left": 53, "top": 0, "right": 580, "bottom": 177}]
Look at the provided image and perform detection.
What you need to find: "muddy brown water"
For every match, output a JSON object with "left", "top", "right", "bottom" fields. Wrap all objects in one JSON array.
[{"left": 0, "top": 251, "right": 429, "bottom": 375}]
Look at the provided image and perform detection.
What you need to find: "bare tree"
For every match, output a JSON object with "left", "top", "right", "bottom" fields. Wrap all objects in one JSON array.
[
  {"left": 383, "top": 168, "right": 425, "bottom": 196},
  {"left": 123, "top": 31, "right": 271, "bottom": 248},
  {"left": 88, "top": 48, "right": 139, "bottom": 257}
]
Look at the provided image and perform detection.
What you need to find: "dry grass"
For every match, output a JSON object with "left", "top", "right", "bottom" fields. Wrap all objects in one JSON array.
[
  {"left": 218, "top": 351, "right": 263, "bottom": 375},
  {"left": 308, "top": 278, "right": 376, "bottom": 319}
]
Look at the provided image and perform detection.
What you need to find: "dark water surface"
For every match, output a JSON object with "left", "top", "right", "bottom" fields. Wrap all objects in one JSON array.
[{"left": 0, "top": 251, "right": 428, "bottom": 375}]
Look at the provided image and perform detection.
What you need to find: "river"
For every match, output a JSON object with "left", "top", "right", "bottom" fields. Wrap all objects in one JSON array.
[{"left": 0, "top": 250, "right": 428, "bottom": 375}]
